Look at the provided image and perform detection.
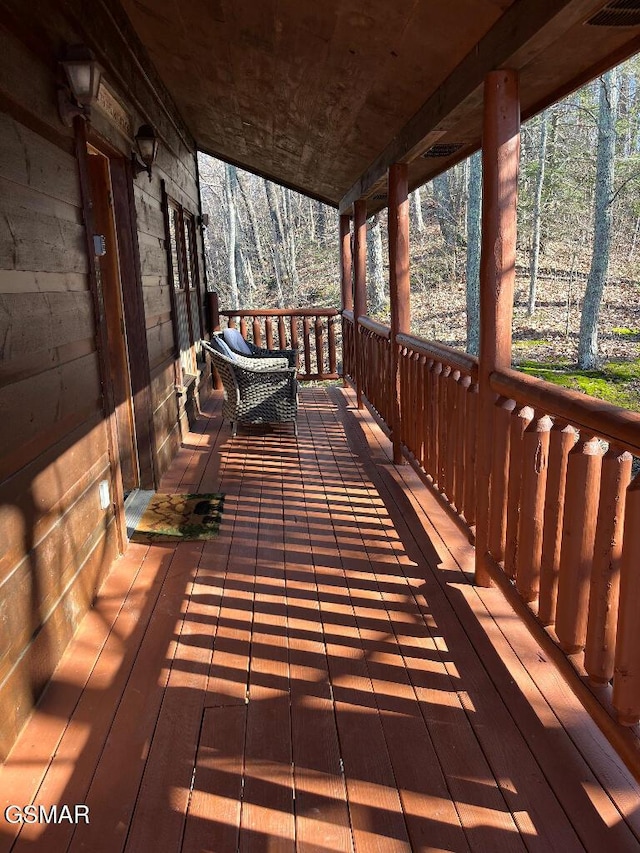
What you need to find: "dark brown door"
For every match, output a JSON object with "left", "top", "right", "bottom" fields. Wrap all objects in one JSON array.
[{"left": 87, "top": 146, "right": 139, "bottom": 491}]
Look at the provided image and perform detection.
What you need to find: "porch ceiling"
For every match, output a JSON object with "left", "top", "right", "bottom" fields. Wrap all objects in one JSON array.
[{"left": 119, "top": 0, "right": 640, "bottom": 213}]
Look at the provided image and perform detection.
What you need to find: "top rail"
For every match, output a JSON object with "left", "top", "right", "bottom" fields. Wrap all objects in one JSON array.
[
  {"left": 220, "top": 308, "right": 340, "bottom": 318},
  {"left": 491, "top": 367, "right": 640, "bottom": 455},
  {"left": 396, "top": 333, "right": 479, "bottom": 378},
  {"left": 358, "top": 316, "right": 391, "bottom": 340}
]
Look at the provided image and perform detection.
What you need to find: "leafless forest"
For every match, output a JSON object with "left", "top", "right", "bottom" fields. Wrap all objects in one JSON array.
[{"left": 200, "top": 53, "right": 640, "bottom": 400}]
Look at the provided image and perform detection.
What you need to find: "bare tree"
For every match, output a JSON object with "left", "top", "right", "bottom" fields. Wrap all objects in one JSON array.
[
  {"left": 367, "top": 214, "right": 386, "bottom": 314},
  {"left": 236, "top": 173, "right": 270, "bottom": 283},
  {"left": 224, "top": 163, "right": 240, "bottom": 309},
  {"left": 411, "top": 187, "right": 425, "bottom": 233},
  {"left": 465, "top": 151, "right": 481, "bottom": 355},
  {"left": 578, "top": 69, "right": 620, "bottom": 369},
  {"left": 528, "top": 110, "right": 549, "bottom": 315}
]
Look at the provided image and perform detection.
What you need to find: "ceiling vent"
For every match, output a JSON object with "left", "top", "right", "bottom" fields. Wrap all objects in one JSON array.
[
  {"left": 422, "top": 142, "right": 464, "bottom": 158},
  {"left": 586, "top": 0, "right": 640, "bottom": 26}
]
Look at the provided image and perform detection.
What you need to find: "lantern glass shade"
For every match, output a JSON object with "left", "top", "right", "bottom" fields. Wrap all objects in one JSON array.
[
  {"left": 61, "top": 46, "right": 102, "bottom": 105},
  {"left": 135, "top": 125, "right": 159, "bottom": 167}
]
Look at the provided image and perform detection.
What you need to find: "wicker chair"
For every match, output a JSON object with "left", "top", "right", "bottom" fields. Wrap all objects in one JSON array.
[
  {"left": 202, "top": 339, "right": 298, "bottom": 436},
  {"left": 221, "top": 326, "right": 297, "bottom": 368}
]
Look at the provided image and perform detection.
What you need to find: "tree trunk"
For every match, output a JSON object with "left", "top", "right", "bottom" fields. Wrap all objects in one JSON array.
[
  {"left": 236, "top": 173, "right": 270, "bottom": 283},
  {"left": 411, "top": 188, "right": 425, "bottom": 232},
  {"left": 367, "top": 214, "right": 385, "bottom": 314},
  {"left": 528, "top": 109, "right": 549, "bottom": 315},
  {"left": 316, "top": 200, "right": 327, "bottom": 242},
  {"left": 224, "top": 163, "right": 240, "bottom": 309},
  {"left": 465, "top": 151, "right": 481, "bottom": 355},
  {"left": 264, "top": 179, "right": 287, "bottom": 306},
  {"left": 578, "top": 69, "right": 620, "bottom": 369}
]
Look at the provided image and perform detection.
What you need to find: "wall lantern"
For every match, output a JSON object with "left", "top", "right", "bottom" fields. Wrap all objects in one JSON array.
[
  {"left": 58, "top": 45, "right": 102, "bottom": 126},
  {"left": 132, "top": 124, "right": 159, "bottom": 181}
]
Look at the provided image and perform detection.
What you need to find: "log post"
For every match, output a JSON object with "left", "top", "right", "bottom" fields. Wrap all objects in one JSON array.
[
  {"left": 353, "top": 199, "right": 367, "bottom": 409},
  {"left": 208, "top": 291, "right": 220, "bottom": 333},
  {"left": 388, "top": 163, "right": 411, "bottom": 464},
  {"left": 475, "top": 69, "right": 520, "bottom": 587},
  {"left": 340, "top": 214, "right": 353, "bottom": 312},
  {"left": 340, "top": 213, "right": 353, "bottom": 386}
]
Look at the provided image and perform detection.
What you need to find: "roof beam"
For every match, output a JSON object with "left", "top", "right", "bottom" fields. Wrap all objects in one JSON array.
[{"left": 339, "top": 0, "right": 609, "bottom": 213}]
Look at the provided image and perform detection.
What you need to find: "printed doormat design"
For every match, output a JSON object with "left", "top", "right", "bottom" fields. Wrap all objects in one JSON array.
[{"left": 131, "top": 493, "right": 225, "bottom": 543}]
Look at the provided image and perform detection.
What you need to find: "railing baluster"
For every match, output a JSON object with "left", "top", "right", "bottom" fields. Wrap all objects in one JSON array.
[
  {"left": 488, "top": 396, "right": 516, "bottom": 562},
  {"left": 539, "top": 423, "right": 576, "bottom": 626},
  {"left": 463, "top": 381, "right": 478, "bottom": 527},
  {"left": 430, "top": 361, "right": 442, "bottom": 487},
  {"left": 315, "top": 316, "right": 324, "bottom": 376},
  {"left": 328, "top": 317, "right": 337, "bottom": 376},
  {"left": 613, "top": 473, "right": 640, "bottom": 725},
  {"left": 555, "top": 434, "right": 604, "bottom": 654},
  {"left": 505, "top": 405, "right": 534, "bottom": 580},
  {"left": 438, "top": 365, "right": 451, "bottom": 493},
  {"left": 584, "top": 447, "right": 632, "bottom": 684},
  {"left": 454, "top": 375, "right": 471, "bottom": 513},
  {"left": 278, "top": 316, "right": 286, "bottom": 349},
  {"left": 303, "top": 317, "right": 311, "bottom": 376},
  {"left": 515, "top": 414, "right": 552, "bottom": 602},
  {"left": 290, "top": 316, "right": 300, "bottom": 370},
  {"left": 445, "top": 369, "right": 458, "bottom": 504},
  {"left": 253, "top": 317, "right": 262, "bottom": 347},
  {"left": 417, "top": 354, "right": 427, "bottom": 468},
  {"left": 265, "top": 316, "right": 274, "bottom": 350},
  {"left": 240, "top": 317, "right": 247, "bottom": 338}
]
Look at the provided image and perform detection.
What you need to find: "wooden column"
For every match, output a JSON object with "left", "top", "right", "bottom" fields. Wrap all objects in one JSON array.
[
  {"left": 353, "top": 199, "right": 367, "bottom": 409},
  {"left": 340, "top": 214, "right": 353, "bottom": 312},
  {"left": 388, "top": 163, "right": 410, "bottom": 464},
  {"left": 475, "top": 69, "right": 520, "bottom": 587}
]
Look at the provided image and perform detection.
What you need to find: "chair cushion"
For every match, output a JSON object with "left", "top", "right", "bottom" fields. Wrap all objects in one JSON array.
[
  {"left": 210, "top": 336, "right": 237, "bottom": 360},
  {"left": 223, "top": 327, "right": 252, "bottom": 355}
]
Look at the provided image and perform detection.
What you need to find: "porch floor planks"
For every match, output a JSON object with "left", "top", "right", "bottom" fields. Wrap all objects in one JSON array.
[
  {"left": 1, "top": 388, "right": 640, "bottom": 853},
  {"left": 311, "top": 390, "right": 527, "bottom": 852}
]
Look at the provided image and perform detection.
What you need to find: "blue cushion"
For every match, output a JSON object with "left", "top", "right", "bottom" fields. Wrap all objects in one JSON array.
[
  {"left": 223, "top": 327, "right": 252, "bottom": 356},
  {"left": 210, "top": 336, "right": 237, "bottom": 360}
]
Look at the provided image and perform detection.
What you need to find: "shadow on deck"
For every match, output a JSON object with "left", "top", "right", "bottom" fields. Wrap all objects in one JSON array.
[{"left": 1, "top": 387, "right": 639, "bottom": 852}]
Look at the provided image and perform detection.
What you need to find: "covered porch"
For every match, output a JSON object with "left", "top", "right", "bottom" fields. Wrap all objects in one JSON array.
[{"left": 1, "top": 387, "right": 639, "bottom": 852}]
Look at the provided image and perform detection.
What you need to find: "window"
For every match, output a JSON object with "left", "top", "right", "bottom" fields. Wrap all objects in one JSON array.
[{"left": 164, "top": 191, "right": 204, "bottom": 378}]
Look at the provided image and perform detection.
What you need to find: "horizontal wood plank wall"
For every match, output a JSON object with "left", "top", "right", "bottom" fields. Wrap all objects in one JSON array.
[
  {"left": 0, "top": 3, "right": 208, "bottom": 756},
  {"left": 0, "top": 53, "right": 117, "bottom": 754}
]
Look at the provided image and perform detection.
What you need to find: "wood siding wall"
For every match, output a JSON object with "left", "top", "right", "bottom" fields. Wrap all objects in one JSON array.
[{"left": 0, "top": 3, "right": 209, "bottom": 758}]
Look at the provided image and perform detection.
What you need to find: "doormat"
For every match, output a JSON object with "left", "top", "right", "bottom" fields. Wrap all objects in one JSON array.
[{"left": 131, "top": 493, "right": 224, "bottom": 543}]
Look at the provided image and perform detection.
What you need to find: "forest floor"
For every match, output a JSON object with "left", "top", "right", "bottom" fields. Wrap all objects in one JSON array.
[{"left": 409, "top": 268, "right": 640, "bottom": 410}]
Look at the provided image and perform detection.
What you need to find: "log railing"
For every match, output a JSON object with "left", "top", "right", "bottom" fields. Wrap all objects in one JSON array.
[
  {"left": 359, "top": 317, "right": 392, "bottom": 426},
  {"left": 353, "top": 315, "right": 640, "bottom": 729},
  {"left": 217, "top": 308, "right": 341, "bottom": 381},
  {"left": 342, "top": 310, "right": 356, "bottom": 384},
  {"left": 397, "top": 333, "right": 479, "bottom": 527},
  {"left": 486, "top": 367, "right": 640, "bottom": 726}
]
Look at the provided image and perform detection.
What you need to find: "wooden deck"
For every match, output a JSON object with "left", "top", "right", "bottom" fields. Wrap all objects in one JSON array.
[{"left": 2, "top": 387, "right": 640, "bottom": 853}]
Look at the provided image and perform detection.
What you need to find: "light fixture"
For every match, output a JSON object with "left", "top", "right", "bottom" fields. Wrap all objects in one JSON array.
[
  {"left": 58, "top": 44, "right": 102, "bottom": 126},
  {"left": 131, "top": 124, "right": 159, "bottom": 181}
]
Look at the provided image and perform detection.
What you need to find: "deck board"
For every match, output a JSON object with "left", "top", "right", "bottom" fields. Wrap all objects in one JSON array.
[{"left": 1, "top": 387, "right": 639, "bottom": 853}]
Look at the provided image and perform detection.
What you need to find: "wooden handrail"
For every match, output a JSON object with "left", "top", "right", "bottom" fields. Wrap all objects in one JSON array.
[
  {"left": 491, "top": 367, "right": 640, "bottom": 455},
  {"left": 342, "top": 309, "right": 354, "bottom": 323},
  {"left": 396, "top": 333, "right": 479, "bottom": 377},
  {"left": 358, "top": 316, "right": 391, "bottom": 340},
  {"left": 217, "top": 307, "right": 340, "bottom": 381},
  {"left": 220, "top": 308, "right": 340, "bottom": 318}
]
